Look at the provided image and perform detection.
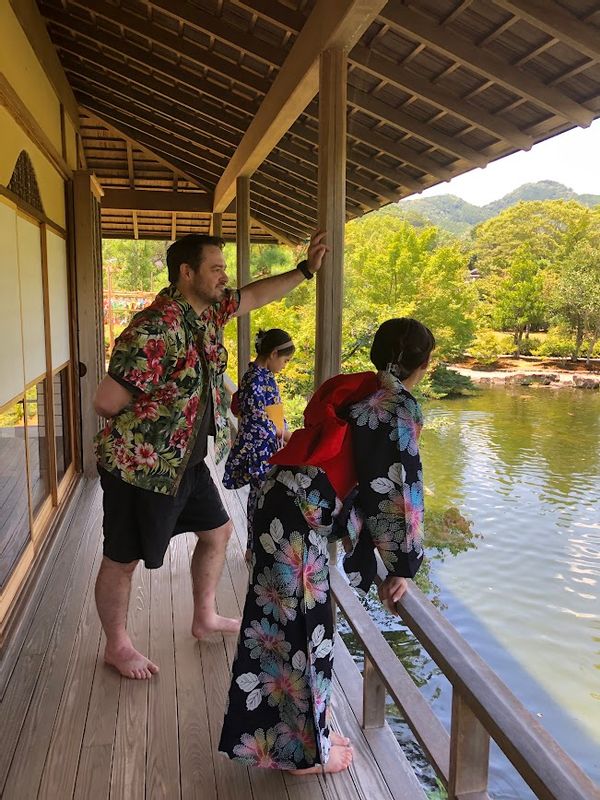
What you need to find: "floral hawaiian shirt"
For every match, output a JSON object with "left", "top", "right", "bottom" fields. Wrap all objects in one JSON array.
[{"left": 94, "top": 284, "right": 240, "bottom": 495}]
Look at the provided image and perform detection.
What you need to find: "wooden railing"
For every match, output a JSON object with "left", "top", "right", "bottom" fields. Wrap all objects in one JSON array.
[
  {"left": 222, "top": 374, "right": 600, "bottom": 800},
  {"left": 330, "top": 561, "right": 600, "bottom": 800}
]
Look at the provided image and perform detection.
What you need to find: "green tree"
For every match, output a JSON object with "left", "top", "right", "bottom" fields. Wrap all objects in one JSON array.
[
  {"left": 471, "top": 200, "right": 587, "bottom": 278},
  {"left": 491, "top": 246, "right": 546, "bottom": 355},
  {"left": 546, "top": 230, "right": 600, "bottom": 363},
  {"left": 102, "top": 239, "right": 168, "bottom": 291},
  {"left": 342, "top": 213, "right": 476, "bottom": 367}
]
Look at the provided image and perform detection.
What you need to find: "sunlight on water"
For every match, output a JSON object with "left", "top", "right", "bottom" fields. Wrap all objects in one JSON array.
[{"left": 420, "top": 386, "right": 600, "bottom": 791}]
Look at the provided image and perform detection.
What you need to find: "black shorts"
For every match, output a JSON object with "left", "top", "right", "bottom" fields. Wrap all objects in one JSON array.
[{"left": 99, "top": 463, "right": 230, "bottom": 569}]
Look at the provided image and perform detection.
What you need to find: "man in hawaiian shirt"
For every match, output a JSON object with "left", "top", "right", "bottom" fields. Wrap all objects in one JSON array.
[{"left": 93, "top": 231, "right": 327, "bottom": 679}]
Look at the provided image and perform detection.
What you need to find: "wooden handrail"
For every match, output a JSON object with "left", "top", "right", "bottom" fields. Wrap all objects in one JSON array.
[{"left": 338, "top": 566, "right": 600, "bottom": 800}]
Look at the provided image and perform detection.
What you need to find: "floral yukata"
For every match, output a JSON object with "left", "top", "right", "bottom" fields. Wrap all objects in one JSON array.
[
  {"left": 219, "top": 370, "right": 424, "bottom": 770},
  {"left": 223, "top": 362, "right": 284, "bottom": 550}
]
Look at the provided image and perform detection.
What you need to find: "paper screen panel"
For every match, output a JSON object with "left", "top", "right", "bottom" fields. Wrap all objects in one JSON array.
[
  {"left": 0, "top": 202, "right": 25, "bottom": 406},
  {"left": 16, "top": 215, "right": 46, "bottom": 383},
  {"left": 46, "top": 229, "right": 70, "bottom": 367}
]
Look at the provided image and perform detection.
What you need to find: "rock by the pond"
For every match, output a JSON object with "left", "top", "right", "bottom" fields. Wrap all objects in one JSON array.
[{"left": 573, "top": 375, "right": 600, "bottom": 389}]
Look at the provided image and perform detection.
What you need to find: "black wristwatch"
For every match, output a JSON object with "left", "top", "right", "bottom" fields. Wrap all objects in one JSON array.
[{"left": 296, "top": 259, "right": 314, "bottom": 280}]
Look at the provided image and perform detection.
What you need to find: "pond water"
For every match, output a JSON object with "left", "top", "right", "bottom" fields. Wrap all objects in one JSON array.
[{"left": 342, "top": 386, "right": 600, "bottom": 798}]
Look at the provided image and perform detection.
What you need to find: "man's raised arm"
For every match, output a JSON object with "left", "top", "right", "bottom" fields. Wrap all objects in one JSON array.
[{"left": 235, "top": 231, "right": 328, "bottom": 317}]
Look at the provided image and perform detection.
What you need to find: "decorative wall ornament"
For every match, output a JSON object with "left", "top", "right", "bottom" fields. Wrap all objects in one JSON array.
[{"left": 7, "top": 150, "right": 44, "bottom": 213}]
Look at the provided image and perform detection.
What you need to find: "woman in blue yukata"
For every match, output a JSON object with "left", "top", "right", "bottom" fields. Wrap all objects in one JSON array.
[
  {"left": 219, "top": 318, "right": 435, "bottom": 776},
  {"left": 223, "top": 328, "right": 295, "bottom": 556}
]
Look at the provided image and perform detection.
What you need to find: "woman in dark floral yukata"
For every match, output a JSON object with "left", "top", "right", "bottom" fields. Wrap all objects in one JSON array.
[{"left": 219, "top": 318, "right": 435, "bottom": 776}]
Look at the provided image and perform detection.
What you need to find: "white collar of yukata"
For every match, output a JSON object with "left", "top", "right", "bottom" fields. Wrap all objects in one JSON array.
[{"left": 379, "top": 368, "right": 409, "bottom": 395}]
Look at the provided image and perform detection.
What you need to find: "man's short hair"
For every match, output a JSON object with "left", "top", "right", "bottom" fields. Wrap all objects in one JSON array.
[{"left": 166, "top": 234, "right": 225, "bottom": 284}]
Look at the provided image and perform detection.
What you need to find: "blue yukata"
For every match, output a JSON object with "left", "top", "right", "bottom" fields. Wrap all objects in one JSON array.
[{"left": 223, "top": 362, "right": 284, "bottom": 549}]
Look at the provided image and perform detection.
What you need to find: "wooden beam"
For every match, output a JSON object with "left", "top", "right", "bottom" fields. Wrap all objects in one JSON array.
[
  {"left": 210, "top": 212, "right": 222, "bottom": 237},
  {"left": 349, "top": 45, "right": 534, "bottom": 150},
  {"left": 8, "top": 0, "right": 80, "bottom": 126},
  {"left": 250, "top": 215, "right": 296, "bottom": 247},
  {"left": 147, "top": 0, "right": 285, "bottom": 68},
  {"left": 231, "top": 0, "right": 305, "bottom": 33},
  {"left": 63, "top": 56, "right": 244, "bottom": 150},
  {"left": 213, "top": 0, "right": 389, "bottom": 212},
  {"left": 79, "top": 104, "right": 217, "bottom": 189},
  {"left": 44, "top": 5, "right": 269, "bottom": 100},
  {"left": 379, "top": 4, "right": 594, "bottom": 127},
  {"left": 493, "top": 0, "right": 600, "bottom": 62},
  {"left": 72, "top": 171, "right": 104, "bottom": 476},
  {"left": 315, "top": 49, "right": 347, "bottom": 388},
  {"left": 81, "top": 110, "right": 208, "bottom": 190},
  {"left": 0, "top": 72, "right": 71, "bottom": 180},
  {"left": 71, "top": 81, "right": 234, "bottom": 170},
  {"left": 132, "top": 211, "right": 139, "bottom": 240},
  {"left": 171, "top": 212, "right": 177, "bottom": 241},
  {"left": 101, "top": 189, "right": 213, "bottom": 213},
  {"left": 236, "top": 176, "right": 251, "bottom": 385},
  {"left": 126, "top": 142, "right": 135, "bottom": 188},
  {"left": 346, "top": 86, "right": 487, "bottom": 166}
]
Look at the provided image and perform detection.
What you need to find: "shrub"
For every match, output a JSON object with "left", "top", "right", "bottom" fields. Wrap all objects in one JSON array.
[
  {"left": 532, "top": 332, "right": 574, "bottom": 358},
  {"left": 421, "top": 365, "right": 476, "bottom": 399},
  {"left": 469, "top": 331, "right": 501, "bottom": 366},
  {"left": 519, "top": 335, "right": 543, "bottom": 356}
]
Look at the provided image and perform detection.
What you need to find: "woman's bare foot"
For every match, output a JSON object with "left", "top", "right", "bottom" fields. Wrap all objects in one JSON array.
[
  {"left": 192, "top": 613, "right": 241, "bottom": 640},
  {"left": 292, "top": 745, "right": 353, "bottom": 775},
  {"left": 330, "top": 732, "right": 351, "bottom": 747},
  {"left": 104, "top": 644, "right": 159, "bottom": 680}
]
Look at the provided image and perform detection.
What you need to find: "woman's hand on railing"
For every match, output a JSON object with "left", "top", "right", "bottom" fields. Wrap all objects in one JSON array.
[{"left": 377, "top": 576, "right": 409, "bottom": 615}]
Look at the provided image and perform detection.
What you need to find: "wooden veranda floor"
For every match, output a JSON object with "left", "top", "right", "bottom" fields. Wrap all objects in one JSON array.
[{"left": 1, "top": 452, "right": 423, "bottom": 800}]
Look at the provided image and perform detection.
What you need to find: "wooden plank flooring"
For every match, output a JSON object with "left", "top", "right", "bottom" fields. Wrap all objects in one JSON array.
[{"left": 0, "top": 453, "right": 422, "bottom": 799}]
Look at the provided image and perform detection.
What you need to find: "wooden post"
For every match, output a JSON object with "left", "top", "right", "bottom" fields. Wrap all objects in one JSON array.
[
  {"left": 315, "top": 48, "right": 347, "bottom": 388},
  {"left": 363, "top": 654, "right": 386, "bottom": 729},
  {"left": 448, "top": 689, "right": 490, "bottom": 799},
  {"left": 236, "top": 176, "right": 251, "bottom": 385},
  {"left": 211, "top": 212, "right": 222, "bottom": 238},
  {"left": 72, "top": 171, "right": 104, "bottom": 476}
]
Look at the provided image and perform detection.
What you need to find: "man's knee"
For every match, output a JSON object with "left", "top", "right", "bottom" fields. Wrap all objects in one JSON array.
[
  {"left": 100, "top": 555, "right": 139, "bottom": 576},
  {"left": 195, "top": 519, "right": 233, "bottom": 543}
]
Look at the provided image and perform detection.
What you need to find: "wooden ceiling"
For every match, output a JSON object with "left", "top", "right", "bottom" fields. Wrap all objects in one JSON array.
[{"left": 37, "top": 0, "right": 600, "bottom": 243}]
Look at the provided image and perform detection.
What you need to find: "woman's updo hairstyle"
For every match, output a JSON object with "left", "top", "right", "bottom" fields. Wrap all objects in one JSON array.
[
  {"left": 255, "top": 328, "right": 295, "bottom": 357},
  {"left": 370, "top": 318, "right": 435, "bottom": 379}
]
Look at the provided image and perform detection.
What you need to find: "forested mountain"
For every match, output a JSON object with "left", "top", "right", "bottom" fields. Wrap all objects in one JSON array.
[{"left": 399, "top": 181, "right": 600, "bottom": 235}]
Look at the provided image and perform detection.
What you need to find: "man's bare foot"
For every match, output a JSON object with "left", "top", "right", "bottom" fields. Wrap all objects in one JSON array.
[
  {"left": 330, "top": 732, "right": 351, "bottom": 747},
  {"left": 292, "top": 745, "right": 353, "bottom": 775},
  {"left": 192, "top": 613, "right": 241, "bottom": 640},
  {"left": 104, "top": 644, "right": 159, "bottom": 680}
]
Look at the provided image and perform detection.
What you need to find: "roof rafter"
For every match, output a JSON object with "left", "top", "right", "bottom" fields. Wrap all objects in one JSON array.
[
  {"left": 350, "top": 45, "right": 534, "bottom": 150},
  {"left": 212, "top": 0, "right": 390, "bottom": 212},
  {"left": 80, "top": 110, "right": 208, "bottom": 190},
  {"left": 378, "top": 3, "right": 593, "bottom": 127},
  {"left": 346, "top": 86, "right": 486, "bottom": 166},
  {"left": 493, "top": 0, "right": 600, "bottom": 62}
]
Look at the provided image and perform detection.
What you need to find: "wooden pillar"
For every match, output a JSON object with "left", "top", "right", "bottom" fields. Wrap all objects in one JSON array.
[
  {"left": 363, "top": 655, "right": 386, "bottom": 729},
  {"left": 72, "top": 170, "right": 104, "bottom": 476},
  {"left": 236, "top": 176, "right": 251, "bottom": 384},
  {"left": 211, "top": 212, "right": 222, "bottom": 238},
  {"left": 448, "top": 690, "right": 490, "bottom": 799},
  {"left": 315, "top": 48, "right": 347, "bottom": 388}
]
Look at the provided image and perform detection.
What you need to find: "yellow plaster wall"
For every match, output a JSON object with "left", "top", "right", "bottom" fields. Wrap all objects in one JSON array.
[
  {"left": 0, "top": 107, "right": 66, "bottom": 227},
  {"left": 0, "top": 0, "right": 62, "bottom": 152}
]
